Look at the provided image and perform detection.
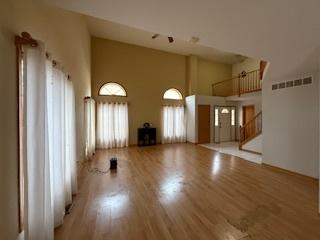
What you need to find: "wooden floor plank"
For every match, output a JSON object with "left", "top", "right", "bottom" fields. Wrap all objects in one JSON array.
[{"left": 55, "top": 144, "right": 320, "bottom": 240}]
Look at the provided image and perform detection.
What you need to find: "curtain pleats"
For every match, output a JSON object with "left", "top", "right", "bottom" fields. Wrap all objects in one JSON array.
[
  {"left": 162, "top": 105, "right": 186, "bottom": 144},
  {"left": 23, "top": 44, "right": 77, "bottom": 240},
  {"left": 47, "top": 61, "right": 77, "bottom": 227},
  {"left": 96, "top": 102, "right": 129, "bottom": 149},
  {"left": 24, "top": 45, "right": 54, "bottom": 240},
  {"left": 84, "top": 98, "right": 96, "bottom": 159}
]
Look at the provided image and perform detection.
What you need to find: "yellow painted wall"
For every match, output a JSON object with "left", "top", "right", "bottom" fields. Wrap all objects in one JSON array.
[
  {"left": 198, "top": 58, "right": 232, "bottom": 96},
  {"left": 92, "top": 37, "right": 186, "bottom": 144},
  {"left": 0, "top": 1, "right": 91, "bottom": 239},
  {"left": 232, "top": 58, "right": 260, "bottom": 77}
]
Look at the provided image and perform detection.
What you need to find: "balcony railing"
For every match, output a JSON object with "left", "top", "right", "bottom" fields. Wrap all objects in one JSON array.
[{"left": 212, "top": 69, "right": 261, "bottom": 97}]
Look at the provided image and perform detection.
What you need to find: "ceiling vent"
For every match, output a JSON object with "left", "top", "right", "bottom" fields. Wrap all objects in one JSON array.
[{"left": 272, "top": 76, "right": 313, "bottom": 91}]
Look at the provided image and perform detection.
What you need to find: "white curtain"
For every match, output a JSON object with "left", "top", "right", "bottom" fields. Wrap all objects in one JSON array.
[
  {"left": 23, "top": 45, "right": 54, "bottom": 240},
  {"left": 23, "top": 43, "right": 77, "bottom": 240},
  {"left": 84, "top": 98, "right": 96, "bottom": 159},
  {"left": 96, "top": 102, "right": 129, "bottom": 149},
  {"left": 162, "top": 105, "right": 186, "bottom": 143},
  {"left": 46, "top": 61, "right": 77, "bottom": 227}
]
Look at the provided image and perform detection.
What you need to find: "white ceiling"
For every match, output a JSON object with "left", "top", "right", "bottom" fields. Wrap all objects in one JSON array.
[
  {"left": 43, "top": 0, "right": 320, "bottom": 80},
  {"left": 86, "top": 16, "right": 243, "bottom": 64}
]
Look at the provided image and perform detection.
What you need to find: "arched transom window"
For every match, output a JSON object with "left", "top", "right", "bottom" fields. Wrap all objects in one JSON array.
[
  {"left": 163, "top": 88, "right": 183, "bottom": 100},
  {"left": 99, "top": 82, "right": 127, "bottom": 96}
]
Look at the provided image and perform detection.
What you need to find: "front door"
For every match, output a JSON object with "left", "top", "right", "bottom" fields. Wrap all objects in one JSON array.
[
  {"left": 219, "top": 108, "right": 232, "bottom": 142},
  {"left": 214, "top": 106, "right": 236, "bottom": 143}
]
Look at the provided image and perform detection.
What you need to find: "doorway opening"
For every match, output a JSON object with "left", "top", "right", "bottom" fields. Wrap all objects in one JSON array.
[{"left": 214, "top": 106, "right": 236, "bottom": 143}]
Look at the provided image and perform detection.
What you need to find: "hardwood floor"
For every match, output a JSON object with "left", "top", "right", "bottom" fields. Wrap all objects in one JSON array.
[{"left": 55, "top": 144, "right": 320, "bottom": 240}]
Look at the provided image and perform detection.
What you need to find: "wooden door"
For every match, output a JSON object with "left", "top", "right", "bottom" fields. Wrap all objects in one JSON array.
[
  {"left": 242, "top": 105, "right": 255, "bottom": 138},
  {"left": 198, "top": 105, "right": 210, "bottom": 144}
]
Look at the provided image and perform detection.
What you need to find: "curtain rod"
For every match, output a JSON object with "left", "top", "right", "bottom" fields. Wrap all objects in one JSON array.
[
  {"left": 98, "top": 101, "right": 130, "bottom": 105},
  {"left": 162, "top": 104, "right": 185, "bottom": 107},
  {"left": 46, "top": 52, "right": 71, "bottom": 80},
  {"left": 15, "top": 32, "right": 38, "bottom": 47}
]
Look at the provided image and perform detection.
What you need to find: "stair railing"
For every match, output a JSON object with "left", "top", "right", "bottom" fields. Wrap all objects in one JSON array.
[
  {"left": 239, "top": 112, "right": 262, "bottom": 147},
  {"left": 212, "top": 69, "right": 261, "bottom": 97}
]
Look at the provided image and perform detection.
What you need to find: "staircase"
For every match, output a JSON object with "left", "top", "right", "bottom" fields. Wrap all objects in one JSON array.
[
  {"left": 212, "top": 69, "right": 261, "bottom": 97},
  {"left": 239, "top": 112, "right": 262, "bottom": 153}
]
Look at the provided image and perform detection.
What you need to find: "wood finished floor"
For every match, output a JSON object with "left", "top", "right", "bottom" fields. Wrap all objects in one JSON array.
[{"left": 55, "top": 144, "right": 320, "bottom": 240}]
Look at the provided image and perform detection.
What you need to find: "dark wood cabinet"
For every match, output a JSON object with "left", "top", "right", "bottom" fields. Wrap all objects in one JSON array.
[{"left": 138, "top": 128, "right": 156, "bottom": 146}]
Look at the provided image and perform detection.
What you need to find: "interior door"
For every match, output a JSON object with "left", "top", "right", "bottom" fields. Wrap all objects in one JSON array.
[
  {"left": 243, "top": 105, "right": 255, "bottom": 138},
  {"left": 198, "top": 105, "right": 210, "bottom": 144}
]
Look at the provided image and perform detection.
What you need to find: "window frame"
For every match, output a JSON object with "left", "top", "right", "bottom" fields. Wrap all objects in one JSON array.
[
  {"left": 162, "top": 88, "right": 183, "bottom": 100},
  {"left": 98, "top": 82, "right": 128, "bottom": 97}
]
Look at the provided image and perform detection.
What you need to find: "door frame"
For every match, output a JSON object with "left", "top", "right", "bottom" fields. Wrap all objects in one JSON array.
[{"left": 214, "top": 105, "right": 237, "bottom": 144}]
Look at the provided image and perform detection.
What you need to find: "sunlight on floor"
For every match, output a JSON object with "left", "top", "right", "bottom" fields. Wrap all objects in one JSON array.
[{"left": 199, "top": 142, "right": 262, "bottom": 164}]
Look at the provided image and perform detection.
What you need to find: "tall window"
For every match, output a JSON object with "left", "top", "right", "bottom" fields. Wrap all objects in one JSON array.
[
  {"left": 163, "top": 88, "right": 183, "bottom": 100},
  {"left": 96, "top": 102, "right": 129, "bottom": 149},
  {"left": 162, "top": 105, "right": 186, "bottom": 143},
  {"left": 16, "top": 32, "right": 78, "bottom": 239},
  {"left": 99, "top": 82, "right": 127, "bottom": 96},
  {"left": 84, "top": 97, "right": 96, "bottom": 159}
]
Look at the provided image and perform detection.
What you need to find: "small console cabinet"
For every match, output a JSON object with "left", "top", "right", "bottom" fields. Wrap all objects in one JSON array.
[{"left": 138, "top": 128, "right": 156, "bottom": 146}]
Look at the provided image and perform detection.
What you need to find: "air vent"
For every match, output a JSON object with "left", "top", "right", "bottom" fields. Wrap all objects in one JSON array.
[
  {"left": 303, "top": 77, "right": 312, "bottom": 85},
  {"left": 294, "top": 79, "right": 302, "bottom": 86},
  {"left": 271, "top": 76, "right": 313, "bottom": 91},
  {"left": 272, "top": 84, "right": 278, "bottom": 90},
  {"left": 286, "top": 81, "right": 293, "bottom": 88},
  {"left": 278, "top": 82, "right": 286, "bottom": 89}
]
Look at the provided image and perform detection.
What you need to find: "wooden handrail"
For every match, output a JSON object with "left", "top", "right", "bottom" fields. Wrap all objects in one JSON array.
[
  {"left": 212, "top": 69, "right": 261, "bottom": 97},
  {"left": 212, "top": 69, "right": 260, "bottom": 87},
  {"left": 242, "top": 112, "right": 262, "bottom": 129},
  {"left": 239, "top": 111, "right": 262, "bottom": 147}
]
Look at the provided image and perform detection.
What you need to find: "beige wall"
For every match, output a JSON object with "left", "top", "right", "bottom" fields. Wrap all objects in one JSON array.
[
  {"left": 91, "top": 38, "right": 232, "bottom": 144},
  {"left": 0, "top": 1, "right": 91, "bottom": 239},
  {"left": 198, "top": 58, "right": 232, "bottom": 96},
  {"left": 232, "top": 58, "right": 260, "bottom": 77},
  {"left": 92, "top": 37, "right": 186, "bottom": 144}
]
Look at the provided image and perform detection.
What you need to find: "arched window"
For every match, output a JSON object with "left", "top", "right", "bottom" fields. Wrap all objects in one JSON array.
[
  {"left": 99, "top": 82, "right": 127, "bottom": 96},
  {"left": 163, "top": 88, "right": 183, "bottom": 100}
]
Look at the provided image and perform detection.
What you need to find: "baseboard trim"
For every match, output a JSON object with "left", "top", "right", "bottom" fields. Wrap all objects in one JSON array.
[
  {"left": 239, "top": 147, "right": 262, "bottom": 155},
  {"left": 187, "top": 141, "right": 197, "bottom": 144},
  {"left": 261, "top": 163, "right": 318, "bottom": 182}
]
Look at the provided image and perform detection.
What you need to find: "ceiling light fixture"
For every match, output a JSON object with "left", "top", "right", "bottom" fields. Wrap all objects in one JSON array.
[
  {"left": 151, "top": 34, "right": 174, "bottom": 43},
  {"left": 152, "top": 34, "right": 159, "bottom": 39}
]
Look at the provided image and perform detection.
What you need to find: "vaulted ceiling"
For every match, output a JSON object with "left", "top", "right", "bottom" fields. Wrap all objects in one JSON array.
[
  {"left": 86, "top": 16, "right": 244, "bottom": 64},
  {"left": 43, "top": 0, "right": 320, "bottom": 80}
]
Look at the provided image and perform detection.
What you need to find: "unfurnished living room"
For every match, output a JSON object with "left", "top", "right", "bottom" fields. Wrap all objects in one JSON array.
[{"left": 1, "top": 0, "right": 320, "bottom": 240}]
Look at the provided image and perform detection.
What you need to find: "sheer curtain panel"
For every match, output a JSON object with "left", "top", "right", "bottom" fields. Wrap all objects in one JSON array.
[
  {"left": 84, "top": 98, "right": 96, "bottom": 159},
  {"left": 162, "top": 105, "right": 186, "bottom": 143},
  {"left": 23, "top": 45, "right": 54, "bottom": 240},
  {"left": 20, "top": 35, "right": 77, "bottom": 240},
  {"left": 96, "top": 102, "right": 129, "bottom": 149},
  {"left": 46, "top": 62, "right": 77, "bottom": 227}
]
